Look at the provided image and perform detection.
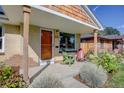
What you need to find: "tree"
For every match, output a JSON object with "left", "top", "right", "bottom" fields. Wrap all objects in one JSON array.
[{"left": 99, "top": 27, "right": 120, "bottom": 36}]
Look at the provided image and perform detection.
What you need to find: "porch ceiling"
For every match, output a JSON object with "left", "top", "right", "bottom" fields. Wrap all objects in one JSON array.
[{"left": 2, "top": 5, "right": 95, "bottom": 34}]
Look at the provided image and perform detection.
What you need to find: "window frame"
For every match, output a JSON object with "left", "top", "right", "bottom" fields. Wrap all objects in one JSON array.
[
  {"left": 0, "top": 25, "right": 5, "bottom": 53},
  {"left": 59, "top": 32, "right": 76, "bottom": 52}
]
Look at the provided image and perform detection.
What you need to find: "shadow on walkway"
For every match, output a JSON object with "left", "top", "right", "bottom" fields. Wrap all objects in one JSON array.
[{"left": 29, "top": 62, "right": 50, "bottom": 83}]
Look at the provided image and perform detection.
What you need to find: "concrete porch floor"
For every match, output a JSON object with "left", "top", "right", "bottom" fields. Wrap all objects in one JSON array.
[{"left": 29, "top": 62, "right": 89, "bottom": 88}]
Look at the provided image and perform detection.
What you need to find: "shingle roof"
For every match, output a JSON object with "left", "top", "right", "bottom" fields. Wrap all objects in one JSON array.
[
  {"left": 103, "top": 35, "right": 124, "bottom": 40},
  {"left": 81, "top": 34, "right": 124, "bottom": 40}
]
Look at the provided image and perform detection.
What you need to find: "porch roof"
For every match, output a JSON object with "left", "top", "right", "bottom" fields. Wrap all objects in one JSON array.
[{"left": 2, "top": 5, "right": 100, "bottom": 34}]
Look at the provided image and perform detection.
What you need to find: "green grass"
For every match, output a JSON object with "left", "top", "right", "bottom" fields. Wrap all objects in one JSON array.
[
  {"left": 118, "top": 63, "right": 124, "bottom": 71},
  {"left": 108, "top": 63, "right": 124, "bottom": 88}
]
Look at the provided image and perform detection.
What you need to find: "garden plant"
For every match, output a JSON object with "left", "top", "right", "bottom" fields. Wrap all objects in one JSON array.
[
  {"left": 30, "top": 74, "right": 64, "bottom": 88},
  {"left": 79, "top": 62, "right": 107, "bottom": 88},
  {"left": 0, "top": 62, "right": 27, "bottom": 88}
]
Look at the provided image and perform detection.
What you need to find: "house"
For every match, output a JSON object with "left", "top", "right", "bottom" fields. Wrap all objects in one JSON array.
[
  {"left": 0, "top": 5, "right": 103, "bottom": 81},
  {"left": 81, "top": 34, "right": 124, "bottom": 54}
]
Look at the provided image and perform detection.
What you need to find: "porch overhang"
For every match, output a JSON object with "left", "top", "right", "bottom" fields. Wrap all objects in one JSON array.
[{"left": 2, "top": 5, "right": 99, "bottom": 34}]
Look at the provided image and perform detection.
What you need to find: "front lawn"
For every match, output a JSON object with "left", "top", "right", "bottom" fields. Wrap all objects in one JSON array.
[{"left": 107, "top": 63, "right": 124, "bottom": 88}]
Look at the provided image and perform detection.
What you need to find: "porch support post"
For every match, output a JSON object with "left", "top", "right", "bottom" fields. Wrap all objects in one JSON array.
[
  {"left": 122, "top": 38, "right": 124, "bottom": 51},
  {"left": 93, "top": 29, "right": 98, "bottom": 56},
  {"left": 22, "top": 5, "right": 31, "bottom": 82}
]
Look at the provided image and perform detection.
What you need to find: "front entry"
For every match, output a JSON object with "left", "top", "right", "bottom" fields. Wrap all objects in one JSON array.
[{"left": 41, "top": 30, "right": 52, "bottom": 60}]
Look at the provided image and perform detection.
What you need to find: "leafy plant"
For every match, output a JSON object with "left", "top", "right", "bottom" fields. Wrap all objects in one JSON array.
[
  {"left": 85, "top": 48, "right": 94, "bottom": 60},
  {"left": 3, "top": 66, "right": 12, "bottom": 79},
  {"left": 115, "top": 53, "right": 124, "bottom": 63},
  {"left": 30, "top": 75, "right": 64, "bottom": 88},
  {"left": 89, "top": 52, "right": 119, "bottom": 74},
  {"left": 0, "top": 63, "right": 27, "bottom": 88},
  {"left": 61, "top": 52, "right": 75, "bottom": 65},
  {"left": 118, "top": 50, "right": 124, "bottom": 63},
  {"left": 1, "top": 74, "right": 27, "bottom": 88},
  {"left": 88, "top": 54, "right": 98, "bottom": 63},
  {"left": 79, "top": 62, "right": 107, "bottom": 88},
  {"left": 0, "top": 65, "right": 12, "bottom": 81}
]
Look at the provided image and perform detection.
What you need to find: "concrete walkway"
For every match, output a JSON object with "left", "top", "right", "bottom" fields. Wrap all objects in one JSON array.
[{"left": 30, "top": 62, "right": 88, "bottom": 88}]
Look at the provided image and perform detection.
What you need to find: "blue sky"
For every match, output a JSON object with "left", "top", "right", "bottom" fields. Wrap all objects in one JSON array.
[{"left": 88, "top": 5, "right": 124, "bottom": 34}]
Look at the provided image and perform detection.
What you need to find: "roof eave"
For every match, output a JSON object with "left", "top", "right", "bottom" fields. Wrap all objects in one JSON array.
[{"left": 82, "top": 5, "right": 104, "bottom": 31}]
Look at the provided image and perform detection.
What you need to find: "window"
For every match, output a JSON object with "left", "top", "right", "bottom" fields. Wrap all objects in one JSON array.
[
  {"left": 0, "top": 26, "right": 4, "bottom": 53},
  {"left": 0, "top": 6, "right": 5, "bottom": 15},
  {"left": 100, "top": 39, "right": 104, "bottom": 49},
  {"left": 59, "top": 32, "right": 75, "bottom": 51}
]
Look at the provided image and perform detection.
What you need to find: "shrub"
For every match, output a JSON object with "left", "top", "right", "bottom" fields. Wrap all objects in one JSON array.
[
  {"left": 1, "top": 74, "right": 27, "bottom": 88},
  {"left": 61, "top": 52, "right": 75, "bottom": 65},
  {"left": 0, "top": 65, "right": 12, "bottom": 81},
  {"left": 88, "top": 54, "right": 98, "bottom": 63},
  {"left": 115, "top": 53, "right": 124, "bottom": 63},
  {"left": 30, "top": 75, "right": 64, "bottom": 88},
  {"left": 79, "top": 62, "right": 107, "bottom": 88},
  {"left": 85, "top": 49, "right": 94, "bottom": 60},
  {"left": 89, "top": 52, "right": 119, "bottom": 74},
  {"left": 0, "top": 63, "right": 27, "bottom": 88}
]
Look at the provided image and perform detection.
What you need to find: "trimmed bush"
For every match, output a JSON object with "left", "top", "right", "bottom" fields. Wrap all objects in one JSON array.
[
  {"left": 79, "top": 62, "right": 107, "bottom": 88},
  {"left": 30, "top": 75, "right": 64, "bottom": 88}
]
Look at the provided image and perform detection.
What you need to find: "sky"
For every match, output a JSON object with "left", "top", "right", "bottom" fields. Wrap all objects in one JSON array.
[{"left": 88, "top": 5, "right": 124, "bottom": 34}]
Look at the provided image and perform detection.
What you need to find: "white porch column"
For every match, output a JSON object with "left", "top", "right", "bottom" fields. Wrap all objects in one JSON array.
[
  {"left": 93, "top": 29, "right": 98, "bottom": 56},
  {"left": 22, "top": 5, "right": 31, "bottom": 82}
]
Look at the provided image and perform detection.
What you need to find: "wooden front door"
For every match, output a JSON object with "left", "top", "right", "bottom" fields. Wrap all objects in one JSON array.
[{"left": 41, "top": 30, "right": 52, "bottom": 60}]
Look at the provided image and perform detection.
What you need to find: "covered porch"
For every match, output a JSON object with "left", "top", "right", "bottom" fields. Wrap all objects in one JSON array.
[{"left": 2, "top": 5, "right": 100, "bottom": 81}]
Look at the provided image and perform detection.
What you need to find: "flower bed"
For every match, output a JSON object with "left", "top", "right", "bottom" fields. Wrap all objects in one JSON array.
[
  {"left": 74, "top": 52, "right": 124, "bottom": 88},
  {"left": 0, "top": 62, "right": 27, "bottom": 88},
  {"left": 74, "top": 62, "right": 107, "bottom": 88}
]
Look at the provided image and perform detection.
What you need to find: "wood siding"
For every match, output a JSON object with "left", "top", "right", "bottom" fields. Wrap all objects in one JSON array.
[
  {"left": 80, "top": 39, "right": 94, "bottom": 54},
  {"left": 42, "top": 5, "right": 97, "bottom": 27},
  {"left": 81, "top": 38, "right": 113, "bottom": 55}
]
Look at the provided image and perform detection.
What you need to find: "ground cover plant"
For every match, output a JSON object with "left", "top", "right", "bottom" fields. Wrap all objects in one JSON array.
[
  {"left": 30, "top": 74, "right": 64, "bottom": 88},
  {"left": 79, "top": 62, "right": 107, "bottom": 88},
  {"left": 0, "top": 62, "right": 27, "bottom": 88}
]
